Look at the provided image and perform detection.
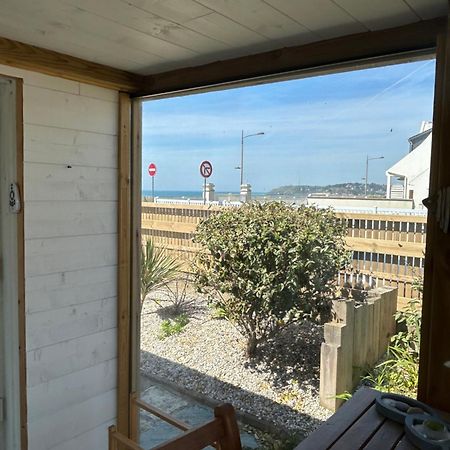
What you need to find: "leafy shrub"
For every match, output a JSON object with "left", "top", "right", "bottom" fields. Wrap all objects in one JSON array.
[
  {"left": 363, "top": 344, "right": 419, "bottom": 397},
  {"left": 141, "top": 239, "right": 180, "bottom": 310},
  {"left": 363, "top": 285, "right": 422, "bottom": 397},
  {"left": 194, "top": 202, "right": 349, "bottom": 357},
  {"left": 392, "top": 296, "right": 421, "bottom": 358},
  {"left": 158, "top": 314, "right": 189, "bottom": 339}
]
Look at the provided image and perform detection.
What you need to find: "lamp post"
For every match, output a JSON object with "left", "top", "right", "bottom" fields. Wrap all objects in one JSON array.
[
  {"left": 365, "top": 155, "right": 384, "bottom": 196},
  {"left": 235, "top": 130, "right": 264, "bottom": 185}
]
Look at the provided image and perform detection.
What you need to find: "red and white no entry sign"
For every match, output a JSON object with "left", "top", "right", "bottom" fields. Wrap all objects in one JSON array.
[
  {"left": 200, "top": 160, "right": 213, "bottom": 178},
  {"left": 148, "top": 163, "right": 157, "bottom": 177}
]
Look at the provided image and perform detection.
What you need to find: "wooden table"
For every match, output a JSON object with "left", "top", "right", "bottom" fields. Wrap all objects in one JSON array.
[{"left": 295, "top": 387, "right": 419, "bottom": 450}]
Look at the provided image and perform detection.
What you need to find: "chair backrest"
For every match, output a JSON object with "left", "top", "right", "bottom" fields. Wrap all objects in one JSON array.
[{"left": 152, "top": 403, "right": 242, "bottom": 450}]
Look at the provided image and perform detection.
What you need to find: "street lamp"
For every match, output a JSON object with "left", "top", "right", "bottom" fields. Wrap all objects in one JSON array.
[
  {"left": 364, "top": 155, "right": 384, "bottom": 196},
  {"left": 235, "top": 130, "right": 264, "bottom": 186}
]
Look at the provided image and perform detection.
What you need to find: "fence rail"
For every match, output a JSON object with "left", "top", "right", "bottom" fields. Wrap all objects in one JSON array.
[{"left": 141, "top": 202, "right": 426, "bottom": 308}]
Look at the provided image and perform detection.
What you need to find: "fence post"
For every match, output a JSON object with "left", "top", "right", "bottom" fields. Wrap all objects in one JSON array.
[{"left": 319, "top": 299, "right": 354, "bottom": 411}]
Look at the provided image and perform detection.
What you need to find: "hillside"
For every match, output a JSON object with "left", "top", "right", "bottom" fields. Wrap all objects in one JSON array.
[{"left": 268, "top": 182, "right": 386, "bottom": 197}]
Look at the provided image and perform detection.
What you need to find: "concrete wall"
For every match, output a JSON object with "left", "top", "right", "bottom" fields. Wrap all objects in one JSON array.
[
  {"left": 319, "top": 287, "right": 397, "bottom": 411},
  {"left": 0, "top": 65, "right": 118, "bottom": 449},
  {"left": 408, "top": 166, "right": 430, "bottom": 210}
]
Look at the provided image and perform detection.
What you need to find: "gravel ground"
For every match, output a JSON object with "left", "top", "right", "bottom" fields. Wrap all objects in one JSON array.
[{"left": 140, "top": 287, "right": 332, "bottom": 438}]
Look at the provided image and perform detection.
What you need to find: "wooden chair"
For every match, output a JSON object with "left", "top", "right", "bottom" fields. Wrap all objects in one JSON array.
[
  {"left": 109, "top": 403, "right": 242, "bottom": 450},
  {"left": 109, "top": 425, "right": 144, "bottom": 450},
  {"left": 152, "top": 403, "right": 242, "bottom": 450}
]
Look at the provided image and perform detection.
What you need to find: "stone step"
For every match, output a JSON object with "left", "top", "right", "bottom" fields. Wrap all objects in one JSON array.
[{"left": 139, "top": 375, "right": 259, "bottom": 449}]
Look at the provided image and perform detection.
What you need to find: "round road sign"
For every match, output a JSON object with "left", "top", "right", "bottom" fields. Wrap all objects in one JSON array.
[
  {"left": 200, "top": 160, "right": 213, "bottom": 178},
  {"left": 148, "top": 163, "right": 157, "bottom": 177}
]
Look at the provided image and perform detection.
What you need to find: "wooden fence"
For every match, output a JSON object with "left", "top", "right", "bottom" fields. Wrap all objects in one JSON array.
[
  {"left": 320, "top": 287, "right": 398, "bottom": 411},
  {"left": 337, "top": 211, "right": 426, "bottom": 308},
  {"left": 141, "top": 202, "right": 222, "bottom": 266},
  {"left": 141, "top": 202, "right": 426, "bottom": 308}
]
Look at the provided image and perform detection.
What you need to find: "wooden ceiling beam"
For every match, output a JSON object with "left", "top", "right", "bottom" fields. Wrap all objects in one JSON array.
[
  {"left": 138, "top": 16, "right": 446, "bottom": 98},
  {"left": 0, "top": 35, "right": 144, "bottom": 92},
  {"left": 0, "top": 16, "right": 445, "bottom": 95}
]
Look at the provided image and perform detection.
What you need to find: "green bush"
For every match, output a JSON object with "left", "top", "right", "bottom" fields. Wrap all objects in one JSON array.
[
  {"left": 363, "top": 286, "right": 422, "bottom": 397},
  {"left": 159, "top": 314, "right": 189, "bottom": 339},
  {"left": 194, "top": 202, "right": 349, "bottom": 357}
]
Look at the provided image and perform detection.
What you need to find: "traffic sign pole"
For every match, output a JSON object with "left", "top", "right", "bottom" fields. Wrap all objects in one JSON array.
[
  {"left": 148, "top": 163, "right": 157, "bottom": 201},
  {"left": 203, "top": 177, "right": 207, "bottom": 205},
  {"left": 199, "top": 160, "right": 213, "bottom": 205}
]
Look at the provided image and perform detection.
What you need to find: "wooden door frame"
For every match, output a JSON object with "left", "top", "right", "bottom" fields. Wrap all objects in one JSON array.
[
  {"left": 0, "top": 74, "right": 26, "bottom": 450},
  {"left": 16, "top": 77, "right": 27, "bottom": 450}
]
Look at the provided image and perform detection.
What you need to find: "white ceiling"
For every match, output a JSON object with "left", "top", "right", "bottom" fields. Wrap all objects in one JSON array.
[{"left": 0, "top": 0, "right": 447, "bottom": 75}]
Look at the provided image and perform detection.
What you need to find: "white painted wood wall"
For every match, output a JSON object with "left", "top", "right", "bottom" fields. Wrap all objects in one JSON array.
[{"left": 0, "top": 64, "right": 118, "bottom": 450}]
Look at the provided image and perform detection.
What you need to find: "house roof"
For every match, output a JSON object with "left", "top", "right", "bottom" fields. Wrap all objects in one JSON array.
[
  {"left": 0, "top": 0, "right": 446, "bottom": 76},
  {"left": 387, "top": 129, "right": 432, "bottom": 178},
  {"left": 408, "top": 126, "right": 433, "bottom": 152}
]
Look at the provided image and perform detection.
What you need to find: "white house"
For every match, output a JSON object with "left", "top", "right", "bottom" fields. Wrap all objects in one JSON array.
[{"left": 386, "top": 121, "right": 432, "bottom": 209}]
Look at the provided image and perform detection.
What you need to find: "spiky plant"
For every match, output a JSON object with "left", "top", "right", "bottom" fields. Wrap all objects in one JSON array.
[{"left": 140, "top": 239, "right": 180, "bottom": 310}]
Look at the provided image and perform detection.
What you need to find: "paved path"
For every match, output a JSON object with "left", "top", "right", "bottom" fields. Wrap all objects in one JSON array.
[{"left": 139, "top": 375, "right": 259, "bottom": 449}]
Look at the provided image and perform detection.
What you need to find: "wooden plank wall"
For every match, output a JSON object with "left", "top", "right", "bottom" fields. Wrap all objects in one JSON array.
[
  {"left": 0, "top": 64, "right": 119, "bottom": 449},
  {"left": 141, "top": 203, "right": 426, "bottom": 308}
]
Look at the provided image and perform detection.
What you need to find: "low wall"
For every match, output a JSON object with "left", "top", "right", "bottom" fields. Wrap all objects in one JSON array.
[
  {"left": 319, "top": 287, "right": 398, "bottom": 411},
  {"left": 306, "top": 196, "right": 415, "bottom": 210}
]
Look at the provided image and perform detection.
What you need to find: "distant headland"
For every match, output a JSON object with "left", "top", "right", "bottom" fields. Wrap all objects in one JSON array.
[{"left": 268, "top": 182, "right": 387, "bottom": 197}]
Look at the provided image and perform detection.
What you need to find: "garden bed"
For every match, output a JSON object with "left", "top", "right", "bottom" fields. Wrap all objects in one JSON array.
[{"left": 140, "top": 287, "right": 332, "bottom": 440}]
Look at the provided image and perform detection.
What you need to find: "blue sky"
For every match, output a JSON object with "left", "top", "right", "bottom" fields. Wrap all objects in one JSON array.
[{"left": 142, "top": 59, "right": 435, "bottom": 193}]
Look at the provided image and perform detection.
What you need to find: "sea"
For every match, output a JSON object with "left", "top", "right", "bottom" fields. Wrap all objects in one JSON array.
[
  {"left": 142, "top": 190, "right": 307, "bottom": 204},
  {"left": 142, "top": 189, "right": 270, "bottom": 198},
  {"left": 142, "top": 190, "right": 205, "bottom": 199}
]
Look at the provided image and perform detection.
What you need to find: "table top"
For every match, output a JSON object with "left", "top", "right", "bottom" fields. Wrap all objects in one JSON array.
[{"left": 295, "top": 387, "right": 421, "bottom": 450}]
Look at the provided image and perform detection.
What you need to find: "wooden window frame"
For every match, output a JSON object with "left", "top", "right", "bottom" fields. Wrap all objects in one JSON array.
[
  {"left": 117, "top": 93, "right": 142, "bottom": 437},
  {"left": 417, "top": 23, "right": 450, "bottom": 411},
  {"left": 115, "top": 13, "right": 450, "bottom": 441}
]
